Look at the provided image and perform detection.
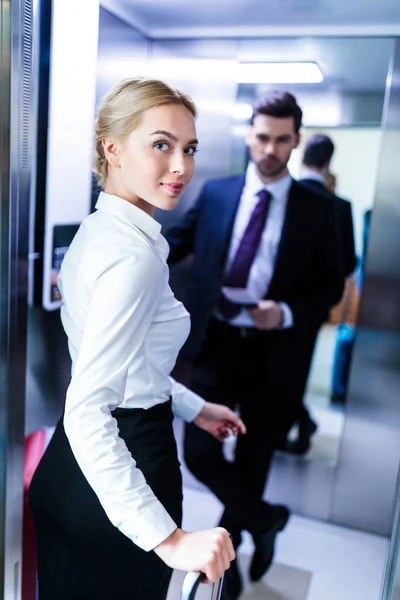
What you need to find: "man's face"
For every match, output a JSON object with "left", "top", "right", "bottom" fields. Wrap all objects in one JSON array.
[{"left": 246, "top": 114, "right": 300, "bottom": 180}]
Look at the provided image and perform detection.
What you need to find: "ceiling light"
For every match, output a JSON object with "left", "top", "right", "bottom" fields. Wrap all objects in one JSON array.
[
  {"left": 146, "top": 59, "right": 323, "bottom": 85},
  {"left": 236, "top": 62, "right": 323, "bottom": 84},
  {"left": 233, "top": 103, "right": 253, "bottom": 120}
]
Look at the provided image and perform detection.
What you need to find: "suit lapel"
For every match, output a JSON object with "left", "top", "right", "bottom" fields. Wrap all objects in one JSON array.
[{"left": 268, "top": 180, "right": 303, "bottom": 293}]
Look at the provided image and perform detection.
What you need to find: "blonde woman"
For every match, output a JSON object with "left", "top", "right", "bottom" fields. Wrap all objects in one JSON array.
[{"left": 29, "top": 78, "right": 242, "bottom": 600}]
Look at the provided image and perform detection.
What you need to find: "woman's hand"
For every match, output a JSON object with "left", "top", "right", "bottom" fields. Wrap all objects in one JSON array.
[
  {"left": 193, "top": 402, "right": 247, "bottom": 441},
  {"left": 154, "top": 527, "right": 234, "bottom": 583}
]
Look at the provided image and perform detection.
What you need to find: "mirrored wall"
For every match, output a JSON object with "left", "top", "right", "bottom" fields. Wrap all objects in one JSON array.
[{"left": 229, "top": 38, "right": 392, "bottom": 477}]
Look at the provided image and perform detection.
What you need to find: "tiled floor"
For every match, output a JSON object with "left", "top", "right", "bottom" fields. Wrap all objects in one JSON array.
[{"left": 168, "top": 486, "right": 389, "bottom": 600}]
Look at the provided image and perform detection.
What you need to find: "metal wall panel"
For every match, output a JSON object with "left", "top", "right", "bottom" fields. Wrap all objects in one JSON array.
[
  {"left": 0, "top": 0, "right": 36, "bottom": 596},
  {"left": 331, "top": 39, "right": 400, "bottom": 536},
  {"left": 96, "top": 7, "right": 149, "bottom": 106}
]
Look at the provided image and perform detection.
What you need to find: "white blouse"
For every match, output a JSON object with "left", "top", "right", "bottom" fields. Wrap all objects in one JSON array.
[{"left": 58, "top": 191, "right": 205, "bottom": 552}]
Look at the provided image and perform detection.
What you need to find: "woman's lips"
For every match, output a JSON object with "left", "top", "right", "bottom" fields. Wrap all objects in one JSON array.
[{"left": 161, "top": 183, "right": 184, "bottom": 195}]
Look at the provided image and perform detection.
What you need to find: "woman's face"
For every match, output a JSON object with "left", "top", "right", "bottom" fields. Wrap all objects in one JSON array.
[{"left": 104, "top": 103, "right": 198, "bottom": 215}]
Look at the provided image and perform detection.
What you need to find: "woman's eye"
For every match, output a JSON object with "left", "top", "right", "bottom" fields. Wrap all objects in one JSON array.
[
  {"left": 185, "top": 147, "right": 198, "bottom": 156},
  {"left": 154, "top": 142, "right": 170, "bottom": 151}
]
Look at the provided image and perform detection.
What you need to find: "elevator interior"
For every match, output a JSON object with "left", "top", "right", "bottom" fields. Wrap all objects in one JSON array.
[{"left": 1, "top": 0, "right": 400, "bottom": 598}]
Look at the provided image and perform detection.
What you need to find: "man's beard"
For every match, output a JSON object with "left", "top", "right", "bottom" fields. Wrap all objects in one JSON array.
[{"left": 256, "top": 156, "right": 287, "bottom": 178}]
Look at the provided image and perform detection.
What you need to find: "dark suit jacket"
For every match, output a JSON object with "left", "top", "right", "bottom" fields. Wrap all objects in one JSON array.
[
  {"left": 166, "top": 175, "right": 344, "bottom": 360},
  {"left": 299, "top": 178, "right": 357, "bottom": 278}
]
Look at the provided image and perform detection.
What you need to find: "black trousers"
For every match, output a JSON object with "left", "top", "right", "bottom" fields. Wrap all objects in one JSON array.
[
  {"left": 29, "top": 401, "right": 182, "bottom": 600},
  {"left": 184, "top": 319, "right": 304, "bottom": 539}
]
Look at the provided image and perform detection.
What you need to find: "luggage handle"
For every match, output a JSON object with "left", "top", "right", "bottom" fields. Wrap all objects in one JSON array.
[
  {"left": 180, "top": 533, "right": 230, "bottom": 599},
  {"left": 180, "top": 571, "right": 224, "bottom": 600}
]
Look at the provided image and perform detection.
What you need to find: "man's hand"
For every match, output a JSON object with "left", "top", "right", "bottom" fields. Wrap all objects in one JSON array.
[
  {"left": 193, "top": 403, "right": 247, "bottom": 441},
  {"left": 247, "top": 300, "right": 283, "bottom": 330}
]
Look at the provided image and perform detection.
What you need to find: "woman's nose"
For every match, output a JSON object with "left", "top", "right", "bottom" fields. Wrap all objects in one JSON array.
[{"left": 169, "top": 152, "right": 186, "bottom": 174}]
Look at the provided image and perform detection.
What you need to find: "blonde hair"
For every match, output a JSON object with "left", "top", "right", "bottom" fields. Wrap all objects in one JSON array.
[{"left": 93, "top": 78, "right": 197, "bottom": 187}]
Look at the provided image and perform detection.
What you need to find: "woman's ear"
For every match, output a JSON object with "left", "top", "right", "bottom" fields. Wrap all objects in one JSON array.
[{"left": 102, "top": 138, "right": 121, "bottom": 168}]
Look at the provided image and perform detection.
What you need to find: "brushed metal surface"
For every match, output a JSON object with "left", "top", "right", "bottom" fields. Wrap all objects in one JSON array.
[
  {"left": 331, "top": 39, "right": 400, "bottom": 536},
  {"left": 0, "top": 0, "right": 37, "bottom": 596}
]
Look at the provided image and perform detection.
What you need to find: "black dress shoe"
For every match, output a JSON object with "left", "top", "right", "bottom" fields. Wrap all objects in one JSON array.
[
  {"left": 221, "top": 559, "right": 243, "bottom": 600},
  {"left": 250, "top": 505, "right": 290, "bottom": 582},
  {"left": 283, "top": 416, "right": 318, "bottom": 455}
]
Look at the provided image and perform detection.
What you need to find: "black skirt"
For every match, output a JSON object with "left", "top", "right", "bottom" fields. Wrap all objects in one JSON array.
[{"left": 29, "top": 400, "right": 183, "bottom": 600}]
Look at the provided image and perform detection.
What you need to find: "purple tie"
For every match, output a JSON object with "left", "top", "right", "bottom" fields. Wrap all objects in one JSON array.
[{"left": 219, "top": 189, "right": 272, "bottom": 320}]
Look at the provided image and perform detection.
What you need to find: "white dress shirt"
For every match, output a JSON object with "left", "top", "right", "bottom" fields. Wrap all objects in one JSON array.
[
  {"left": 218, "top": 162, "right": 293, "bottom": 328},
  {"left": 300, "top": 168, "right": 326, "bottom": 184},
  {"left": 58, "top": 191, "right": 205, "bottom": 552}
]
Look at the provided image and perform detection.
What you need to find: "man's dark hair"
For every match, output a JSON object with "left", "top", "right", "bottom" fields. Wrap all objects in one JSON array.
[
  {"left": 303, "top": 134, "right": 335, "bottom": 168},
  {"left": 251, "top": 90, "right": 303, "bottom": 133}
]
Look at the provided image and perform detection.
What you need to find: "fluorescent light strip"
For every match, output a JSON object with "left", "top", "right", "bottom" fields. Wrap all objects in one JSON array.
[
  {"left": 147, "top": 59, "right": 323, "bottom": 84},
  {"left": 233, "top": 103, "right": 253, "bottom": 120},
  {"left": 236, "top": 62, "right": 323, "bottom": 84}
]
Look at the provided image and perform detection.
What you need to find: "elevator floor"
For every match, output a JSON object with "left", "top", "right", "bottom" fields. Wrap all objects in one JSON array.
[
  {"left": 167, "top": 557, "right": 310, "bottom": 600},
  {"left": 170, "top": 486, "right": 388, "bottom": 600}
]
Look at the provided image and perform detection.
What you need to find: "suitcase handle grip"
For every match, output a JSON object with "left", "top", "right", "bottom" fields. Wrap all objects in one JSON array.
[
  {"left": 180, "top": 534, "right": 229, "bottom": 599},
  {"left": 180, "top": 572, "right": 203, "bottom": 600},
  {"left": 180, "top": 572, "right": 224, "bottom": 600}
]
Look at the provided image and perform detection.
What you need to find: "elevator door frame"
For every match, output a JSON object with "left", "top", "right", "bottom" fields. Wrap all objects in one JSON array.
[{"left": 0, "top": 0, "right": 36, "bottom": 597}]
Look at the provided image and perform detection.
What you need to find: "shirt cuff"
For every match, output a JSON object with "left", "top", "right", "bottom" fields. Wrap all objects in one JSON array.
[
  {"left": 130, "top": 500, "right": 178, "bottom": 552},
  {"left": 170, "top": 377, "right": 206, "bottom": 422},
  {"left": 279, "top": 302, "right": 294, "bottom": 329}
]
